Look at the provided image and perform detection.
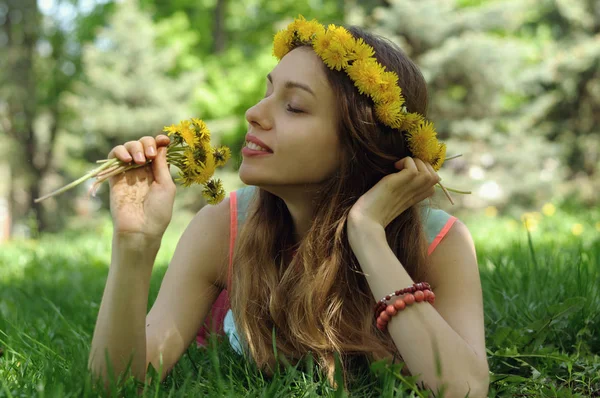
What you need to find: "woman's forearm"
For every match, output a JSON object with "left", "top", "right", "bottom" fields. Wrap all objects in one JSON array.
[
  {"left": 347, "top": 219, "right": 489, "bottom": 398},
  {"left": 88, "top": 233, "right": 161, "bottom": 389}
]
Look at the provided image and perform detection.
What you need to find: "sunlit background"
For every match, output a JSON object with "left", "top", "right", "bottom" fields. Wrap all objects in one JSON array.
[{"left": 0, "top": 0, "right": 598, "bottom": 246}]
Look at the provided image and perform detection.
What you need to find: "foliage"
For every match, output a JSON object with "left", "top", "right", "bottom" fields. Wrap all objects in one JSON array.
[
  {"left": 371, "top": 0, "right": 599, "bottom": 211},
  {"left": 0, "top": 205, "right": 599, "bottom": 396}
]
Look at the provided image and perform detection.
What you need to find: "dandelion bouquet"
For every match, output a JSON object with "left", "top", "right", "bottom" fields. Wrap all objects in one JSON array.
[{"left": 34, "top": 118, "right": 231, "bottom": 205}]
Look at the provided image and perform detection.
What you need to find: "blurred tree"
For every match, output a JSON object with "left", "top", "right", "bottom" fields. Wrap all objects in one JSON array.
[
  {"left": 67, "top": 0, "right": 200, "bottom": 160},
  {"left": 371, "top": 0, "right": 599, "bottom": 213},
  {"left": 0, "top": 0, "right": 113, "bottom": 234}
]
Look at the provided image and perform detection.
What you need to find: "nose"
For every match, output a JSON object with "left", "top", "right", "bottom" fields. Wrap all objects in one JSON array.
[{"left": 245, "top": 98, "right": 273, "bottom": 131}]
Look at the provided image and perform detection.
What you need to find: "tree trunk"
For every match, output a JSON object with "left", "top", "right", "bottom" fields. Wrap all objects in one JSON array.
[
  {"left": 212, "top": 0, "right": 227, "bottom": 54},
  {"left": 4, "top": 0, "right": 47, "bottom": 234}
]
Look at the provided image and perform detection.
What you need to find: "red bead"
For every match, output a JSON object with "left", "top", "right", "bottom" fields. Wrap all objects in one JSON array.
[
  {"left": 409, "top": 286, "right": 416, "bottom": 293},
  {"left": 380, "top": 311, "right": 390, "bottom": 322},
  {"left": 385, "top": 305, "right": 397, "bottom": 316},
  {"left": 415, "top": 283, "right": 423, "bottom": 290},
  {"left": 404, "top": 293, "right": 415, "bottom": 305},
  {"left": 395, "top": 290, "right": 401, "bottom": 296},
  {"left": 377, "top": 323, "right": 386, "bottom": 331},
  {"left": 385, "top": 295, "right": 391, "bottom": 301},
  {"left": 393, "top": 299, "right": 406, "bottom": 311},
  {"left": 423, "top": 290, "right": 431, "bottom": 300},
  {"left": 423, "top": 282, "right": 431, "bottom": 289},
  {"left": 428, "top": 291, "right": 436, "bottom": 303},
  {"left": 414, "top": 290, "right": 425, "bottom": 302}
]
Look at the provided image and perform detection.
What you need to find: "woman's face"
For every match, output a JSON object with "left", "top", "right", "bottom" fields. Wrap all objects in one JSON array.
[{"left": 239, "top": 46, "right": 342, "bottom": 189}]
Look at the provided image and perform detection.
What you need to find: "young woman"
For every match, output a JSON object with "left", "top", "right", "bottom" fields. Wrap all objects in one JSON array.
[{"left": 88, "top": 18, "right": 489, "bottom": 397}]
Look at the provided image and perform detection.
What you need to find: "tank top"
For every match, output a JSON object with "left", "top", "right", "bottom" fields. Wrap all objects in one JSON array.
[{"left": 196, "top": 185, "right": 458, "bottom": 353}]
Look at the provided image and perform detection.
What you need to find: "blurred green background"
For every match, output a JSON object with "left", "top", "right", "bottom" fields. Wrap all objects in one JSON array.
[{"left": 0, "top": 0, "right": 598, "bottom": 239}]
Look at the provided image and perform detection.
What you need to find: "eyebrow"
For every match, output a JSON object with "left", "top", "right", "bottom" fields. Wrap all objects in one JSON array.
[{"left": 267, "top": 73, "right": 316, "bottom": 98}]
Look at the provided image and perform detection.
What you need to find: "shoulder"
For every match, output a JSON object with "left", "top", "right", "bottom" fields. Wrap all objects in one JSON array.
[{"left": 426, "top": 219, "right": 477, "bottom": 290}]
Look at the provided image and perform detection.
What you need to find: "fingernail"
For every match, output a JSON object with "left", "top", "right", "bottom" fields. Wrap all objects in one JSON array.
[
  {"left": 148, "top": 146, "right": 156, "bottom": 155},
  {"left": 135, "top": 152, "right": 144, "bottom": 162}
]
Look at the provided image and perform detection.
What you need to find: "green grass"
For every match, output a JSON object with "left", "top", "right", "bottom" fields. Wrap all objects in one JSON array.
[{"left": 0, "top": 205, "right": 599, "bottom": 397}]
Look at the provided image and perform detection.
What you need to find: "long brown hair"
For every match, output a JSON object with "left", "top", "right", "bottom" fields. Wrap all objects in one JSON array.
[{"left": 230, "top": 25, "right": 431, "bottom": 387}]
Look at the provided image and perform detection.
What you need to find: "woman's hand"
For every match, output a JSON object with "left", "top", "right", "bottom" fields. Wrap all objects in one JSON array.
[
  {"left": 348, "top": 157, "right": 441, "bottom": 229},
  {"left": 107, "top": 134, "right": 175, "bottom": 240}
]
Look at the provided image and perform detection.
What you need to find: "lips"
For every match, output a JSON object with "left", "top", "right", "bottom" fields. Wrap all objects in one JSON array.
[{"left": 245, "top": 133, "right": 273, "bottom": 152}]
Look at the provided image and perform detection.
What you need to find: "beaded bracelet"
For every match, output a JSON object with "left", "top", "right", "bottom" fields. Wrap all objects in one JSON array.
[
  {"left": 373, "top": 282, "right": 433, "bottom": 317},
  {"left": 375, "top": 289, "right": 436, "bottom": 330}
]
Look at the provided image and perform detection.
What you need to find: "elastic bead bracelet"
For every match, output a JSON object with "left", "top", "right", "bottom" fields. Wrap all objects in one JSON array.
[
  {"left": 373, "top": 282, "right": 432, "bottom": 318},
  {"left": 376, "top": 289, "right": 436, "bottom": 331}
]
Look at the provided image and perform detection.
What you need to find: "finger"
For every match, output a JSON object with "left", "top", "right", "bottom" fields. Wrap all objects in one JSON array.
[
  {"left": 124, "top": 141, "right": 146, "bottom": 164},
  {"left": 395, "top": 156, "right": 417, "bottom": 172},
  {"left": 424, "top": 162, "right": 442, "bottom": 183},
  {"left": 139, "top": 136, "right": 158, "bottom": 160},
  {"left": 107, "top": 145, "right": 133, "bottom": 163},
  {"left": 413, "top": 158, "right": 429, "bottom": 174},
  {"left": 152, "top": 145, "right": 173, "bottom": 186},
  {"left": 155, "top": 134, "right": 170, "bottom": 147}
]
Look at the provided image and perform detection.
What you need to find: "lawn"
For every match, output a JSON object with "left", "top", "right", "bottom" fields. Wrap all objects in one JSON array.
[{"left": 0, "top": 204, "right": 598, "bottom": 397}]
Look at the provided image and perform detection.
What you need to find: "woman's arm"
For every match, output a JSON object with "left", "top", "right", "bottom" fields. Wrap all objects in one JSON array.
[
  {"left": 347, "top": 217, "right": 489, "bottom": 398},
  {"left": 88, "top": 197, "right": 230, "bottom": 389}
]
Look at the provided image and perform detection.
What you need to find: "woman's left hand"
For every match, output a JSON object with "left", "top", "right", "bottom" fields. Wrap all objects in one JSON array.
[{"left": 348, "top": 157, "right": 441, "bottom": 229}]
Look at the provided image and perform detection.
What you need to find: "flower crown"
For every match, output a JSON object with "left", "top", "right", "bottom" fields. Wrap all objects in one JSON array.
[{"left": 273, "top": 17, "right": 470, "bottom": 202}]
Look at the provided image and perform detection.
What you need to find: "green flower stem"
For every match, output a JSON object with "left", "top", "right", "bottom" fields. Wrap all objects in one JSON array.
[
  {"left": 444, "top": 154, "right": 463, "bottom": 161},
  {"left": 34, "top": 158, "right": 120, "bottom": 203},
  {"left": 443, "top": 186, "right": 471, "bottom": 194}
]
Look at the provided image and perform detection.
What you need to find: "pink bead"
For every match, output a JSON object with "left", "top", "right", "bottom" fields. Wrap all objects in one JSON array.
[
  {"left": 380, "top": 311, "right": 390, "bottom": 322},
  {"left": 393, "top": 299, "right": 406, "bottom": 311},
  {"left": 414, "top": 290, "right": 425, "bottom": 302},
  {"left": 428, "top": 291, "right": 436, "bottom": 303},
  {"left": 404, "top": 293, "right": 415, "bottom": 305},
  {"left": 385, "top": 305, "right": 397, "bottom": 316}
]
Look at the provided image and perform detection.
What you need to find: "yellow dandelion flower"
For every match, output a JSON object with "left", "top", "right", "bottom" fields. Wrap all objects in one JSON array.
[
  {"left": 348, "top": 38, "right": 375, "bottom": 62},
  {"left": 431, "top": 142, "right": 446, "bottom": 171},
  {"left": 163, "top": 124, "right": 178, "bottom": 135},
  {"left": 313, "top": 29, "right": 333, "bottom": 58},
  {"left": 273, "top": 29, "right": 294, "bottom": 59},
  {"left": 542, "top": 203, "right": 556, "bottom": 217},
  {"left": 328, "top": 25, "right": 354, "bottom": 50},
  {"left": 375, "top": 101, "right": 403, "bottom": 127},
  {"left": 376, "top": 86, "right": 404, "bottom": 108},
  {"left": 179, "top": 124, "right": 198, "bottom": 149},
  {"left": 202, "top": 178, "right": 226, "bottom": 205},
  {"left": 192, "top": 118, "right": 211, "bottom": 142},
  {"left": 196, "top": 151, "right": 216, "bottom": 185},
  {"left": 321, "top": 41, "right": 350, "bottom": 71},
  {"left": 399, "top": 112, "right": 424, "bottom": 132},
  {"left": 571, "top": 223, "right": 584, "bottom": 236},
  {"left": 347, "top": 59, "right": 385, "bottom": 97},
  {"left": 296, "top": 19, "right": 325, "bottom": 42},
  {"left": 213, "top": 145, "right": 231, "bottom": 167},
  {"left": 595, "top": 221, "right": 600, "bottom": 232},
  {"left": 182, "top": 147, "right": 200, "bottom": 170},
  {"left": 406, "top": 121, "right": 439, "bottom": 163},
  {"left": 485, "top": 206, "right": 498, "bottom": 218},
  {"left": 521, "top": 212, "right": 541, "bottom": 232}
]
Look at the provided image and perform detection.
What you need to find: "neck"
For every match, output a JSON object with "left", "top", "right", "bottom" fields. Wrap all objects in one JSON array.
[{"left": 259, "top": 184, "right": 317, "bottom": 244}]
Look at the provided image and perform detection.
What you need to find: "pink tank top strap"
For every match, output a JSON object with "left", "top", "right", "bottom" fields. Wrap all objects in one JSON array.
[
  {"left": 427, "top": 216, "right": 457, "bottom": 256},
  {"left": 227, "top": 190, "right": 238, "bottom": 292}
]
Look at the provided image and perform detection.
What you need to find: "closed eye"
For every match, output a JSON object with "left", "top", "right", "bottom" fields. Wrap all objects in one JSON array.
[{"left": 286, "top": 105, "right": 303, "bottom": 114}]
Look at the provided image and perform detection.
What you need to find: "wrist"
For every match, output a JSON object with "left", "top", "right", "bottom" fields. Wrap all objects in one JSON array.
[
  {"left": 347, "top": 214, "right": 386, "bottom": 247},
  {"left": 113, "top": 231, "right": 162, "bottom": 251}
]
